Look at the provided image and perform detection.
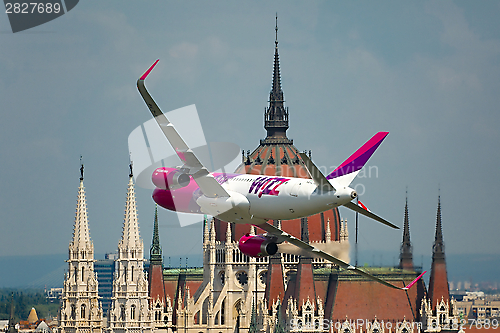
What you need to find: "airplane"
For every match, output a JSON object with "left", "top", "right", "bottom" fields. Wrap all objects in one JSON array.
[{"left": 137, "top": 59, "right": 425, "bottom": 290}]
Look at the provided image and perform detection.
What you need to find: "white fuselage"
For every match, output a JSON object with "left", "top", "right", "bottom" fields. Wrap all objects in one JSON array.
[{"left": 193, "top": 173, "right": 355, "bottom": 224}]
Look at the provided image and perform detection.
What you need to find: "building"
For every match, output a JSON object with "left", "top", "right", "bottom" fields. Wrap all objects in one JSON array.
[
  {"left": 94, "top": 257, "right": 115, "bottom": 315},
  {"left": 108, "top": 166, "right": 152, "bottom": 333},
  {"left": 59, "top": 166, "right": 103, "bottom": 333},
  {"left": 420, "top": 197, "right": 460, "bottom": 332},
  {"left": 141, "top": 21, "right": 445, "bottom": 333},
  {"left": 57, "top": 21, "right": 462, "bottom": 333},
  {"left": 454, "top": 292, "right": 500, "bottom": 320}
]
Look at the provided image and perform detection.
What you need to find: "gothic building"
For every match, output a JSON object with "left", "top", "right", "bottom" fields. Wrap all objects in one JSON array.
[
  {"left": 143, "top": 21, "right": 426, "bottom": 333},
  {"left": 59, "top": 21, "right": 460, "bottom": 333},
  {"left": 108, "top": 167, "right": 152, "bottom": 333},
  {"left": 419, "top": 196, "right": 460, "bottom": 332},
  {"left": 59, "top": 166, "right": 104, "bottom": 333}
]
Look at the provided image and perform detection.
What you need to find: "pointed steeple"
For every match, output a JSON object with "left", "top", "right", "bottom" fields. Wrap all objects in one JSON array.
[
  {"left": 263, "top": 14, "right": 292, "bottom": 145},
  {"left": 428, "top": 194, "right": 450, "bottom": 310},
  {"left": 71, "top": 163, "right": 91, "bottom": 251},
  {"left": 119, "top": 167, "right": 141, "bottom": 249},
  {"left": 150, "top": 205, "right": 162, "bottom": 265},
  {"left": 248, "top": 299, "right": 258, "bottom": 333},
  {"left": 61, "top": 163, "right": 103, "bottom": 332},
  {"left": 399, "top": 194, "right": 413, "bottom": 269},
  {"left": 110, "top": 164, "right": 150, "bottom": 331},
  {"left": 433, "top": 195, "right": 445, "bottom": 260}
]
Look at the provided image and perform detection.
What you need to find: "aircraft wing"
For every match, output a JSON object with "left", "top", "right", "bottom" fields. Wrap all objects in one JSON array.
[
  {"left": 254, "top": 222, "right": 419, "bottom": 290},
  {"left": 137, "top": 60, "right": 229, "bottom": 198}
]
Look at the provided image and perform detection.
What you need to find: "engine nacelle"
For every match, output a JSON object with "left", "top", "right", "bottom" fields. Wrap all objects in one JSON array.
[
  {"left": 238, "top": 234, "right": 278, "bottom": 258},
  {"left": 152, "top": 167, "right": 191, "bottom": 190}
]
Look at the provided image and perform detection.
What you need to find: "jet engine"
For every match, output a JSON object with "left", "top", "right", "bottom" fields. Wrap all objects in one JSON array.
[
  {"left": 238, "top": 234, "right": 278, "bottom": 258},
  {"left": 152, "top": 167, "right": 191, "bottom": 190}
]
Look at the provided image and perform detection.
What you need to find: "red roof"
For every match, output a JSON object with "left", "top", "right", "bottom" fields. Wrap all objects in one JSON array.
[{"left": 148, "top": 264, "right": 166, "bottom": 304}]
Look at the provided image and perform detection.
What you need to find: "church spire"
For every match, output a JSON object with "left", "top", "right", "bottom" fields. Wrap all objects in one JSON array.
[
  {"left": 119, "top": 166, "right": 141, "bottom": 249},
  {"left": 150, "top": 205, "right": 162, "bottom": 265},
  {"left": 399, "top": 193, "right": 413, "bottom": 269},
  {"left": 433, "top": 195, "right": 445, "bottom": 260},
  {"left": 71, "top": 162, "right": 91, "bottom": 251},
  {"left": 428, "top": 194, "right": 450, "bottom": 309},
  {"left": 263, "top": 14, "right": 291, "bottom": 145}
]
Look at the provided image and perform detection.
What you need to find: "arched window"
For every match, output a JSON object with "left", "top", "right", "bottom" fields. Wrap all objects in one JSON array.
[
  {"left": 221, "top": 298, "right": 225, "bottom": 325},
  {"left": 81, "top": 304, "right": 86, "bottom": 319},
  {"left": 131, "top": 304, "right": 136, "bottom": 320},
  {"left": 194, "top": 311, "right": 200, "bottom": 325},
  {"left": 202, "top": 297, "right": 209, "bottom": 325},
  {"left": 70, "top": 304, "right": 76, "bottom": 320},
  {"left": 81, "top": 266, "right": 84, "bottom": 281}
]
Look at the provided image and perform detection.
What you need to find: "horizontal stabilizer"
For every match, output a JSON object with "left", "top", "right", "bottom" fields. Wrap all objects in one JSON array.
[
  {"left": 255, "top": 222, "right": 406, "bottom": 290},
  {"left": 344, "top": 202, "right": 399, "bottom": 229}
]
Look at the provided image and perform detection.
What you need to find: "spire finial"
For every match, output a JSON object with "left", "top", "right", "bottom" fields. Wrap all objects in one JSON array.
[
  {"left": 129, "top": 155, "right": 133, "bottom": 178},
  {"left": 275, "top": 13, "right": 278, "bottom": 47},
  {"left": 79, "top": 156, "right": 84, "bottom": 181}
]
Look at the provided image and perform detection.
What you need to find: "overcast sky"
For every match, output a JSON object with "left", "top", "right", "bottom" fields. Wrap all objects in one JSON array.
[{"left": 1, "top": 1, "right": 499, "bottom": 267}]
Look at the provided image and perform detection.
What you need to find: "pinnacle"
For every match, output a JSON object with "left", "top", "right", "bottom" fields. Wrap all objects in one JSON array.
[{"left": 71, "top": 177, "right": 91, "bottom": 250}]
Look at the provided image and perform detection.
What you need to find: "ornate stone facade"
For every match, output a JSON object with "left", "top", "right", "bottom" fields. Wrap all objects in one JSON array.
[
  {"left": 108, "top": 171, "right": 152, "bottom": 333},
  {"left": 59, "top": 167, "right": 103, "bottom": 333}
]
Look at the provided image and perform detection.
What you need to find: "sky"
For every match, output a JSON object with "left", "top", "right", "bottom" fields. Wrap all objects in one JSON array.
[{"left": 1, "top": 1, "right": 499, "bottom": 272}]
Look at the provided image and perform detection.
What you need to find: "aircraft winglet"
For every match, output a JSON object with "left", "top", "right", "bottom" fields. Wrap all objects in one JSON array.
[
  {"left": 139, "top": 59, "right": 159, "bottom": 81},
  {"left": 403, "top": 271, "right": 427, "bottom": 290},
  {"left": 137, "top": 60, "right": 229, "bottom": 198}
]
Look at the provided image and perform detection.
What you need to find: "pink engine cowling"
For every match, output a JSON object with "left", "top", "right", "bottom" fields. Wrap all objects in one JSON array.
[
  {"left": 238, "top": 234, "right": 278, "bottom": 258},
  {"left": 152, "top": 167, "right": 191, "bottom": 190}
]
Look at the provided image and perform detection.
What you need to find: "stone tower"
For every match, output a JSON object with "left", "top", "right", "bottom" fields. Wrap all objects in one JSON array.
[
  {"left": 60, "top": 165, "right": 103, "bottom": 333},
  {"left": 109, "top": 166, "right": 152, "bottom": 333}
]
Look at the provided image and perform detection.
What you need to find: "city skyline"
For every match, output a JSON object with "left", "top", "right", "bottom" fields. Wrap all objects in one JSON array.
[{"left": 1, "top": 1, "right": 499, "bottom": 266}]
